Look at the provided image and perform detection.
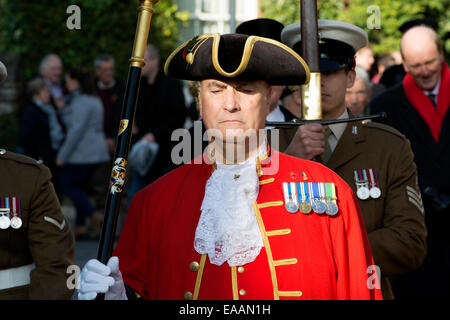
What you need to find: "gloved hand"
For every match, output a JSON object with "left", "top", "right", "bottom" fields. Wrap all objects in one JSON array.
[{"left": 78, "top": 256, "right": 127, "bottom": 300}]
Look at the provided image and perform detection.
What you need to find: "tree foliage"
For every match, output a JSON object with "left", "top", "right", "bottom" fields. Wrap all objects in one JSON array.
[
  {"left": 260, "top": 0, "right": 450, "bottom": 57},
  {"left": 0, "top": 0, "right": 189, "bottom": 80}
]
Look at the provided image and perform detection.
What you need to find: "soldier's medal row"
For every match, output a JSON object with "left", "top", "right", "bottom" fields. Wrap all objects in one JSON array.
[
  {"left": 354, "top": 168, "right": 381, "bottom": 200},
  {"left": 0, "top": 197, "right": 23, "bottom": 230},
  {"left": 283, "top": 182, "right": 339, "bottom": 216}
]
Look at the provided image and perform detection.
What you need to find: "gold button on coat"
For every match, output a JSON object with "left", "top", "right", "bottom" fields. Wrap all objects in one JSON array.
[
  {"left": 184, "top": 291, "right": 193, "bottom": 300},
  {"left": 189, "top": 261, "right": 200, "bottom": 272},
  {"left": 238, "top": 266, "right": 245, "bottom": 273},
  {"left": 239, "top": 289, "right": 246, "bottom": 296}
]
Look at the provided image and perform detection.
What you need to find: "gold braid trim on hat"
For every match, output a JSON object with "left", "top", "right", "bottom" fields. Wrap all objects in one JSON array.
[
  {"left": 164, "top": 34, "right": 213, "bottom": 76},
  {"left": 165, "top": 34, "right": 311, "bottom": 84}
]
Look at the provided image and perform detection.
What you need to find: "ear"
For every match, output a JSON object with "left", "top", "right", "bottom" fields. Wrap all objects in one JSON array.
[{"left": 346, "top": 70, "right": 356, "bottom": 89}]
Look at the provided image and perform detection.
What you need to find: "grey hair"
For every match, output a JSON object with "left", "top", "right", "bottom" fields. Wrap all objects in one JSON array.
[
  {"left": 93, "top": 54, "right": 115, "bottom": 69},
  {"left": 354, "top": 65, "right": 370, "bottom": 89},
  {"left": 39, "top": 54, "right": 62, "bottom": 74}
]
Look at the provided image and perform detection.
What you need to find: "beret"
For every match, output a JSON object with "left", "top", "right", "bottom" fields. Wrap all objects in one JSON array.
[{"left": 164, "top": 33, "right": 310, "bottom": 85}]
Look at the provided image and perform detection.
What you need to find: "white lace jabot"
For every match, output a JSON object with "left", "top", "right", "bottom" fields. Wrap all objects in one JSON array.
[{"left": 194, "top": 142, "right": 267, "bottom": 266}]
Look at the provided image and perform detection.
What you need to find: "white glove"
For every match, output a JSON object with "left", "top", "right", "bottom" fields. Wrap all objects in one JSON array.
[{"left": 78, "top": 256, "right": 127, "bottom": 300}]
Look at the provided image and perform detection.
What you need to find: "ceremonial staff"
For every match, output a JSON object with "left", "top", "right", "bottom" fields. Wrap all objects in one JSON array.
[{"left": 97, "top": 0, "right": 159, "bottom": 264}]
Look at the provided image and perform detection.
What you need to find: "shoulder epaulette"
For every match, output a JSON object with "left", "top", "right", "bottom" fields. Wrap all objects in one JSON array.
[
  {"left": 361, "top": 120, "right": 406, "bottom": 140},
  {"left": 0, "top": 149, "right": 45, "bottom": 169}
]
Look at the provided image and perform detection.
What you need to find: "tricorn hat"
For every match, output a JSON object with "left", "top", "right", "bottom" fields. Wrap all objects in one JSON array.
[
  {"left": 236, "top": 18, "right": 284, "bottom": 42},
  {"left": 0, "top": 60, "right": 7, "bottom": 84},
  {"left": 164, "top": 33, "right": 310, "bottom": 85},
  {"left": 281, "top": 20, "right": 368, "bottom": 72}
]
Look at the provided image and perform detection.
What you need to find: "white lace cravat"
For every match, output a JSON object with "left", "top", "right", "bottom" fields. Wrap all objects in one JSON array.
[{"left": 194, "top": 143, "right": 266, "bottom": 266}]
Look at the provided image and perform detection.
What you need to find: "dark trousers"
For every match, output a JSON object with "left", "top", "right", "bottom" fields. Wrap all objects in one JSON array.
[{"left": 60, "top": 163, "right": 97, "bottom": 226}]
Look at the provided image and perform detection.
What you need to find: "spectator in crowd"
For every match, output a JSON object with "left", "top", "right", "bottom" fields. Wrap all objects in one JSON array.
[
  {"left": 345, "top": 65, "right": 372, "bottom": 116},
  {"left": 280, "top": 86, "right": 301, "bottom": 119},
  {"left": 370, "top": 25, "right": 450, "bottom": 298},
  {"left": 19, "top": 78, "right": 64, "bottom": 190},
  {"left": 94, "top": 54, "right": 125, "bottom": 154},
  {"left": 56, "top": 68, "right": 110, "bottom": 239},
  {"left": 356, "top": 46, "right": 385, "bottom": 97},
  {"left": 39, "top": 54, "right": 66, "bottom": 110},
  {"left": 129, "top": 44, "right": 187, "bottom": 202},
  {"left": 371, "top": 53, "right": 395, "bottom": 84},
  {"left": 355, "top": 45, "right": 375, "bottom": 76}
]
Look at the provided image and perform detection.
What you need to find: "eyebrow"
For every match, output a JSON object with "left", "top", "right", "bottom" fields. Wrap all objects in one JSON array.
[{"left": 207, "top": 81, "right": 227, "bottom": 89}]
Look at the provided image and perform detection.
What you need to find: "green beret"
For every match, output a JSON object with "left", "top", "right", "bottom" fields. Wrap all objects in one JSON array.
[{"left": 164, "top": 33, "right": 310, "bottom": 85}]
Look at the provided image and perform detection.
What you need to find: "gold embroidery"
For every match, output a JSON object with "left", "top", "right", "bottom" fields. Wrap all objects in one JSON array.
[
  {"left": 253, "top": 202, "right": 279, "bottom": 300},
  {"left": 278, "top": 291, "right": 303, "bottom": 297},
  {"left": 273, "top": 258, "right": 298, "bottom": 267},
  {"left": 259, "top": 178, "right": 275, "bottom": 185},
  {"left": 193, "top": 254, "right": 207, "bottom": 300},
  {"left": 231, "top": 266, "right": 239, "bottom": 300},
  {"left": 266, "top": 229, "right": 291, "bottom": 237},
  {"left": 258, "top": 201, "right": 283, "bottom": 209}
]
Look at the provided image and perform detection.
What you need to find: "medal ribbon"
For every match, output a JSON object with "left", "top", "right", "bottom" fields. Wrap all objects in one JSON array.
[
  {"left": 283, "top": 182, "right": 298, "bottom": 206},
  {"left": 11, "top": 197, "right": 22, "bottom": 219},
  {"left": 303, "top": 182, "right": 310, "bottom": 204},
  {"left": 311, "top": 182, "right": 320, "bottom": 203},
  {"left": 319, "top": 183, "right": 326, "bottom": 202},
  {"left": 371, "top": 168, "right": 380, "bottom": 188},
  {"left": 296, "top": 182, "right": 303, "bottom": 203},
  {"left": 4, "top": 197, "right": 10, "bottom": 218}
]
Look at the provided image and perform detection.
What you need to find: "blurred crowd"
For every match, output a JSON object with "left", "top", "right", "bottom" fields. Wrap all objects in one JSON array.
[{"left": 15, "top": 45, "right": 189, "bottom": 240}]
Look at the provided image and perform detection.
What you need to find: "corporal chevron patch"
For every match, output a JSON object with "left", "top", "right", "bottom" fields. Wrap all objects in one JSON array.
[{"left": 406, "top": 185, "right": 425, "bottom": 215}]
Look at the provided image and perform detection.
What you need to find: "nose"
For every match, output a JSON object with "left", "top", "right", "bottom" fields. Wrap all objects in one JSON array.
[{"left": 223, "top": 88, "right": 240, "bottom": 112}]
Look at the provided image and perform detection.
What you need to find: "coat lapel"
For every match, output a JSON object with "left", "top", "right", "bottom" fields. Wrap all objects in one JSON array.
[{"left": 327, "top": 120, "right": 364, "bottom": 171}]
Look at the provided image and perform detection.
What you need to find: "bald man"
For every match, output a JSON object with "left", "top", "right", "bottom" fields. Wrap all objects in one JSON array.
[{"left": 370, "top": 25, "right": 450, "bottom": 298}]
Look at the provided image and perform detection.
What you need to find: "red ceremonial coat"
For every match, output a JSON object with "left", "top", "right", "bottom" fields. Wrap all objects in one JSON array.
[{"left": 113, "top": 150, "right": 382, "bottom": 300}]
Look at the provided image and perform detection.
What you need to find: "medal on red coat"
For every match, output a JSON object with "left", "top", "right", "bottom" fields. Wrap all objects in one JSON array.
[
  {"left": 296, "top": 182, "right": 312, "bottom": 214},
  {"left": 283, "top": 182, "right": 299, "bottom": 213},
  {"left": 325, "top": 183, "right": 339, "bottom": 216},
  {"left": 311, "top": 183, "right": 327, "bottom": 214}
]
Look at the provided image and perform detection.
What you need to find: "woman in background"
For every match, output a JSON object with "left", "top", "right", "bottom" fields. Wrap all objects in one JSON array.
[
  {"left": 20, "top": 78, "right": 65, "bottom": 194},
  {"left": 56, "top": 69, "right": 109, "bottom": 239}
]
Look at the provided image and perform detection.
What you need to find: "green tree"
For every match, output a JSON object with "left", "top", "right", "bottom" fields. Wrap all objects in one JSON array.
[
  {"left": 0, "top": 0, "right": 189, "bottom": 80},
  {"left": 260, "top": 0, "right": 449, "bottom": 57}
]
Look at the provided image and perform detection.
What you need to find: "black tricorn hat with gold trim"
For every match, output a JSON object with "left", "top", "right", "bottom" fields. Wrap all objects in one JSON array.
[{"left": 164, "top": 33, "right": 310, "bottom": 85}]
